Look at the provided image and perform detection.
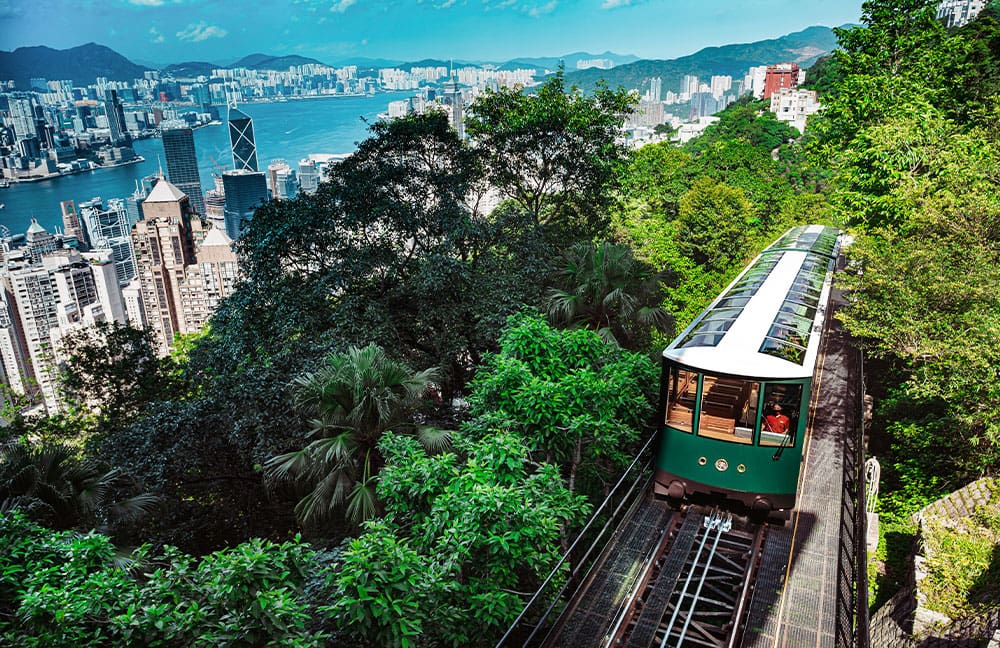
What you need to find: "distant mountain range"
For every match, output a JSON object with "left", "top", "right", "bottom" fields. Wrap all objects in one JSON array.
[
  {"left": 1, "top": 27, "right": 841, "bottom": 92},
  {"left": 502, "top": 51, "right": 641, "bottom": 72},
  {"left": 565, "top": 26, "right": 841, "bottom": 93},
  {"left": 0, "top": 43, "right": 150, "bottom": 89}
]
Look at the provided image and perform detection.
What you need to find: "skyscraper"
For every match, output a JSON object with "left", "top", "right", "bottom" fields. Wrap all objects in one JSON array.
[
  {"left": 222, "top": 169, "right": 268, "bottom": 240},
  {"left": 228, "top": 106, "right": 259, "bottom": 172},
  {"left": 131, "top": 179, "right": 197, "bottom": 353},
  {"left": 103, "top": 89, "right": 131, "bottom": 146},
  {"left": 442, "top": 73, "right": 465, "bottom": 139},
  {"left": 60, "top": 200, "right": 85, "bottom": 246},
  {"left": 298, "top": 159, "right": 320, "bottom": 194},
  {"left": 78, "top": 197, "right": 138, "bottom": 285},
  {"left": 161, "top": 122, "right": 206, "bottom": 216},
  {"left": 131, "top": 178, "right": 240, "bottom": 353}
]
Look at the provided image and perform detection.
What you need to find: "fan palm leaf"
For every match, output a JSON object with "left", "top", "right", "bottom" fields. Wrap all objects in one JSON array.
[{"left": 272, "top": 344, "right": 439, "bottom": 526}]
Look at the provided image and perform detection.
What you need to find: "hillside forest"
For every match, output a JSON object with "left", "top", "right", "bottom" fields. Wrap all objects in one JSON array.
[{"left": 2, "top": 0, "right": 999, "bottom": 645}]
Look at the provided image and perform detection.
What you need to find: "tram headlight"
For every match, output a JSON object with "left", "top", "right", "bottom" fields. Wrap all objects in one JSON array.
[{"left": 714, "top": 458, "right": 729, "bottom": 472}]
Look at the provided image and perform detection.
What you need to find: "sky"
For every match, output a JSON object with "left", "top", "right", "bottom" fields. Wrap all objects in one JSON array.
[{"left": 0, "top": 0, "right": 863, "bottom": 66}]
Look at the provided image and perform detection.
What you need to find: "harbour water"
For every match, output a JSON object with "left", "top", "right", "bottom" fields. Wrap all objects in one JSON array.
[{"left": 0, "top": 92, "right": 411, "bottom": 234}]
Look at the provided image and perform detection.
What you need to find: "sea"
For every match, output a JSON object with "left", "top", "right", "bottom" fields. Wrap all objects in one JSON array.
[{"left": 0, "top": 92, "right": 412, "bottom": 235}]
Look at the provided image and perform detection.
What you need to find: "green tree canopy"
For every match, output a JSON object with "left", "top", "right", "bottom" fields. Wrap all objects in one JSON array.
[
  {"left": 467, "top": 70, "right": 635, "bottom": 235},
  {"left": 465, "top": 313, "right": 656, "bottom": 494},
  {"left": 324, "top": 431, "right": 589, "bottom": 647}
]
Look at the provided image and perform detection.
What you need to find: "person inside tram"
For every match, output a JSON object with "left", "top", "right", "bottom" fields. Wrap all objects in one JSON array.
[{"left": 764, "top": 403, "right": 790, "bottom": 434}]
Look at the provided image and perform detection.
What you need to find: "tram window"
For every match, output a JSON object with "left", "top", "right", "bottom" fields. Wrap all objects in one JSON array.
[
  {"left": 697, "top": 375, "right": 754, "bottom": 445},
  {"left": 759, "top": 383, "right": 803, "bottom": 447},
  {"left": 665, "top": 367, "right": 697, "bottom": 432}
]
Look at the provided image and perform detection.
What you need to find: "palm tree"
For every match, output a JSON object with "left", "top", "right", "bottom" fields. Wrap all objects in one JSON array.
[
  {"left": 545, "top": 241, "right": 674, "bottom": 349},
  {"left": 0, "top": 441, "right": 158, "bottom": 532},
  {"left": 266, "top": 344, "right": 443, "bottom": 526}
]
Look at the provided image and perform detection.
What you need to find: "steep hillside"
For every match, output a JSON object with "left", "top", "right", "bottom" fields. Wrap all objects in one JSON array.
[{"left": 565, "top": 25, "right": 840, "bottom": 92}]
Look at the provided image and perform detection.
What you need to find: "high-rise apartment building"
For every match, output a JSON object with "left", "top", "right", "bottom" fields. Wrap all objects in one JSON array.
[
  {"left": 131, "top": 179, "right": 240, "bottom": 353},
  {"left": 222, "top": 169, "right": 268, "bottom": 240},
  {"left": 2, "top": 247, "right": 124, "bottom": 413},
  {"left": 710, "top": 75, "right": 733, "bottom": 100},
  {"left": 645, "top": 77, "right": 662, "bottom": 102},
  {"left": 6, "top": 93, "right": 41, "bottom": 143},
  {"left": 744, "top": 66, "right": 769, "bottom": 99},
  {"left": 763, "top": 63, "right": 801, "bottom": 99},
  {"left": 681, "top": 75, "right": 700, "bottom": 98},
  {"left": 131, "top": 179, "right": 198, "bottom": 353},
  {"left": 228, "top": 106, "right": 259, "bottom": 172},
  {"left": 0, "top": 289, "right": 32, "bottom": 396},
  {"left": 161, "top": 122, "right": 206, "bottom": 216},
  {"left": 937, "top": 0, "right": 986, "bottom": 27},
  {"left": 178, "top": 227, "right": 239, "bottom": 334}
]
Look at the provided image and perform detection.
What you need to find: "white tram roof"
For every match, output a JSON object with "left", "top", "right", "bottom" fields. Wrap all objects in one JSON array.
[{"left": 663, "top": 225, "right": 841, "bottom": 380}]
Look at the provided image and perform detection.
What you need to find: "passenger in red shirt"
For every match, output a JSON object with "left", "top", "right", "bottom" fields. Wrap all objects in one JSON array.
[{"left": 765, "top": 403, "right": 790, "bottom": 434}]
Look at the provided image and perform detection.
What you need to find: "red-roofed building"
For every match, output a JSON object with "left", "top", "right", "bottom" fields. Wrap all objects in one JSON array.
[{"left": 763, "top": 63, "right": 801, "bottom": 99}]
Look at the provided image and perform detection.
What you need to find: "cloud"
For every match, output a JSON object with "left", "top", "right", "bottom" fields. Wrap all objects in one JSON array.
[
  {"left": 149, "top": 26, "right": 165, "bottom": 43},
  {"left": 479, "top": 1, "right": 556, "bottom": 16},
  {"left": 0, "top": 0, "right": 23, "bottom": 17},
  {"left": 528, "top": 1, "right": 556, "bottom": 16},
  {"left": 176, "top": 21, "right": 228, "bottom": 42},
  {"left": 331, "top": 0, "right": 356, "bottom": 11},
  {"left": 129, "top": 0, "right": 166, "bottom": 5},
  {"left": 601, "top": 0, "right": 629, "bottom": 7}
]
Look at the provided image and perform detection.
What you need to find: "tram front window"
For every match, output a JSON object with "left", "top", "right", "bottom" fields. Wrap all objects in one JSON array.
[
  {"left": 760, "top": 383, "right": 803, "bottom": 447},
  {"left": 665, "top": 367, "right": 697, "bottom": 432},
  {"left": 697, "top": 375, "right": 756, "bottom": 445}
]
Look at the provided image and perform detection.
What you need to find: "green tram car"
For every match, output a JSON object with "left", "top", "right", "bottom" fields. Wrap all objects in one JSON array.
[{"left": 654, "top": 225, "right": 842, "bottom": 515}]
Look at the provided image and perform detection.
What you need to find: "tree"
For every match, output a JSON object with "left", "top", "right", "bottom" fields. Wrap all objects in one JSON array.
[
  {"left": 96, "top": 392, "right": 296, "bottom": 553},
  {"left": 225, "top": 111, "right": 547, "bottom": 397},
  {"left": 467, "top": 70, "right": 635, "bottom": 235},
  {"left": 57, "top": 322, "right": 174, "bottom": 428},
  {"left": 617, "top": 142, "right": 692, "bottom": 218},
  {"left": 0, "top": 511, "right": 326, "bottom": 647},
  {"left": 324, "top": 431, "right": 589, "bottom": 647},
  {"left": 687, "top": 97, "right": 799, "bottom": 153},
  {"left": 266, "top": 345, "right": 441, "bottom": 527},
  {"left": 677, "top": 177, "right": 753, "bottom": 272},
  {"left": 545, "top": 240, "right": 674, "bottom": 349},
  {"left": 0, "top": 440, "right": 156, "bottom": 533},
  {"left": 465, "top": 313, "right": 657, "bottom": 494}
]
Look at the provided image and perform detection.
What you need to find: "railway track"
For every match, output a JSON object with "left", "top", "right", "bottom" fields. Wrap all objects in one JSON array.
[{"left": 605, "top": 507, "right": 767, "bottom": 648}]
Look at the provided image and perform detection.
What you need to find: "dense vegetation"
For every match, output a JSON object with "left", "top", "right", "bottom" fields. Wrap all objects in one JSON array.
[
  {"left": 805, "top": 0, "right": 1000, "bottom": 610},
  {"left": 4, "top": 3, "right": 1000, "bottom": 640}
]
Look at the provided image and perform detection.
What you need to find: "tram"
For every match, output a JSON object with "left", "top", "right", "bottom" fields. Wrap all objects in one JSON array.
[{"left": 653, "top": 225, "right": 841, "bottom": 515}]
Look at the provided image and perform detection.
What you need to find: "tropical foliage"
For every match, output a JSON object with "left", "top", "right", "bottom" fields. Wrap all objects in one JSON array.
[{"left": 266, "top": 344, "right": 441, "bottom": 527}]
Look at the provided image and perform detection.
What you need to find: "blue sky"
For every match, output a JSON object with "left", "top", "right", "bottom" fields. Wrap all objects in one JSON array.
[{"left": 0, "top": 0, "right": 863, "bottom": 65}]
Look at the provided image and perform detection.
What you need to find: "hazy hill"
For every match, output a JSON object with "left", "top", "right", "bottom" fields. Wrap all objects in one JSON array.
[
  {"left": 501, "top": 51, "right": 640, "bottom": 72},
  {"left": 565, "top": 26, "right": 841, "bottom": 92},
  {"left": 231, "top": 53, "right": 327, "bottom": 70},
  {"left": 0, "top": 43, "right": 150, "bottom": 89},
  {"left": 162, "top": 61, "right": 220, "bottom": 78}
]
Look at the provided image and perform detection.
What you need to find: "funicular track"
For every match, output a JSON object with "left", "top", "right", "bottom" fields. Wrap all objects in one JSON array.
[{"left": 605, "top": 506, "right": 767, "bottom": 648}]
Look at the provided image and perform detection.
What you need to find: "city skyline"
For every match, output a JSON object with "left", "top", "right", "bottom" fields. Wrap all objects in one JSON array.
[{"left": 1, "top": 0, "right": 863, "bottom": 66}]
